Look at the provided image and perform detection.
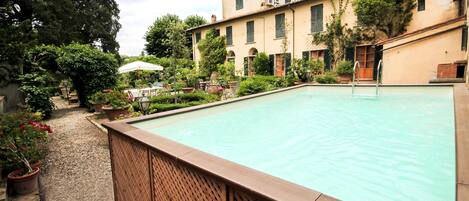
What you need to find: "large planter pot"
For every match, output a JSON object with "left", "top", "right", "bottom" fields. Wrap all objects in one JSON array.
[
  {"left": 7, "top": 167, "right": 40, "bottom": 195},
  {"left": 182, "top": 87, "right": 195, "bottom": 94},
  {"left": 93, "top": 103, "right": 104, "bottom": 113},
  {"left": 338, "top": 74, "right": 353, "bottom": 84},
  {"left": 103, "top": 106, "right": 130, "bottom": 121},
  {"left": 207, "top": 85, "right": 221, "bottom": 94}
]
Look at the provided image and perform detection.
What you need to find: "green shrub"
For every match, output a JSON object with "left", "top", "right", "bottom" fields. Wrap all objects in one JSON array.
[
  {"left": 237, "top": 79, "right": 270, "bottom": 96},
  {"left": 250, "top": 76, "right": 288, "bottom": 88},
  {"left": 89, "top": 91, "right": 108, "bottom": 104},
  {"left": 135, "top": 92, "right": 219, "bottom": 113},
  {"left": 252, "top": 52, "right": 271, "bottom": 75},
  {"left": 316, "top": 72, "right": 338, "bottom": 84},
  {"left": 336, "top": 60, "right": 354, "bottom": 76},
  {"left": 198, "top": 29, "right": 227, "bottom": 77},
  {"left": 18, "top": 71, "right": 56, "bottom": 118},
  {"left": 106, "top": 91, "right": 130, "bottom": 109},
  {"left": 57, "top": 44, "right": 118, "bottom": 107},
  {"left": 290, "top": 59, "right": 325, "bottom": 82}
]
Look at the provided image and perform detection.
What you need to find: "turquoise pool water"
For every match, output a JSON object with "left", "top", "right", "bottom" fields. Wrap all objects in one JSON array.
[{"left": 133, "top": 86, "right": 455, "bottom": 201}]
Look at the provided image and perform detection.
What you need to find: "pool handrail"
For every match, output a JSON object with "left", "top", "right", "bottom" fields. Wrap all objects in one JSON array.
[{"left": 352, "top": 61, "right": 361, "bottom": 96}]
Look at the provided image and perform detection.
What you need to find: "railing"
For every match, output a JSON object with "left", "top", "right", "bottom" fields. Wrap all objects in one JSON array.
[
  {"left": 375, "top": 60, "right": 383, "bottom": 96},
  {"left": 352, "top": 61, "right": 361, "bottom": 96}
]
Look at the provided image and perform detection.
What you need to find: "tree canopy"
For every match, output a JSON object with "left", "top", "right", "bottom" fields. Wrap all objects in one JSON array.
[
  {"left": 145, "top": 14, "right": 208, "bottom": 58},
  {"left": 353, "top": 0, "right": 415, "bottom": 38}
]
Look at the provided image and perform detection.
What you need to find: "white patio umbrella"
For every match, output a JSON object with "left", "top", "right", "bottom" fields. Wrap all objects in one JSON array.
[{"left": 118, "top": 61, "right": 164, "bottom": 74}]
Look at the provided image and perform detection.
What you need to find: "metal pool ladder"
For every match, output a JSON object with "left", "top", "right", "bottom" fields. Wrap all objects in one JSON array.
[{"left": 352, "top": 60, "right": 383, "bottom": 97}]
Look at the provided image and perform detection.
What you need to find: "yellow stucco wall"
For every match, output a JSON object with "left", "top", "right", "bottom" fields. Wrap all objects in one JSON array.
[
  {"left": 382, "top": 27, "right": 466, "bottom": 84},
  {"left": 407, "top": 0, "right": 460, "bottom": 32}
]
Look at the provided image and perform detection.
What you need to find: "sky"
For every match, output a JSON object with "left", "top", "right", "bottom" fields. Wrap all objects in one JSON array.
[{"left": 115, "top": 0, "right": 222, "bottom": 56}]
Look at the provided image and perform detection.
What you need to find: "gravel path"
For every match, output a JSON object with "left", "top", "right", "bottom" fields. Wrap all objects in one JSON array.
[{"left": 41, "top": 97, "right": 114, "bottom": 201}]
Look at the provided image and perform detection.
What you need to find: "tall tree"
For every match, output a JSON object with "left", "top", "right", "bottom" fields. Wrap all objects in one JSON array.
[
  {"left": 145, "top": 14, "right": 184, "bottom": 58},
  {"left": 354, "top": 0, "right": 415, "bottom": 39}
]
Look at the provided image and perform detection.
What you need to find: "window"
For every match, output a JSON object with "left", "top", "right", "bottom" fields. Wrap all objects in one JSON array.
[
  {"left": 417, "top": 0, "right": 425, "bottom": 11},
  {"left": 236, "top": 0, "right": 243, "bottom": 10},
  {"left": 311, "top": 4, "right": 323, "bottom": 33},
  {"left": 275, "top": 13, "right": 285, "bottom": 38},
  {"left": 246, "top": 21, "right": 255, "bottom": 43},
  {"left": 226, "top": 26, "right": 233, "bottom": 46},
  {"left": 195, "top": 32, "right": 201, "bottom": 43},
  {"left": 462, "top": 26, "right": 467, "bottom": 51},
  {"left": 214, "top": 29, "right": 220, "bottom": 37},
  {"left": 285, "top": 0, "right": 291, "bottom": 3}
]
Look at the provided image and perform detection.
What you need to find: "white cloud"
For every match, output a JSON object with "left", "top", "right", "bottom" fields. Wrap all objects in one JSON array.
[{"left": 116, "top": 0, "right": 222, "bottom": 56}]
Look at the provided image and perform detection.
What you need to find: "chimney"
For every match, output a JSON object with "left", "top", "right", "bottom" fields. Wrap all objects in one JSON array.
[{"left": 211, "top": 15, "right": 217, "bottom": 23}]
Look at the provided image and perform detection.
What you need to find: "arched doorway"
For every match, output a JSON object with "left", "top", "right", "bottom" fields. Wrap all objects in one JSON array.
[{"left": 245, "top": 48, "right": 258, "bottom": 76}]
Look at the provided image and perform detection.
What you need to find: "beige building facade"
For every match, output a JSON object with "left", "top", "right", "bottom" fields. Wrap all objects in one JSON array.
[{"left": 189, "top": 0, "right": 468, "bottom": 84}]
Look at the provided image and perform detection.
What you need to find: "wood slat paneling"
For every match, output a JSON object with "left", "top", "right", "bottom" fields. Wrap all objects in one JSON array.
[{"left": 110, "top": 133, "right": 151, "bottom": 201}]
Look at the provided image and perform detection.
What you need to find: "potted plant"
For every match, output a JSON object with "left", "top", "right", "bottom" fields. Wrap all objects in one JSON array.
[
  {"left": 336, "top": 60, "right": 354, "bottom": 83},
  {"left": 102, "top": 91, "right": 131, "bottom": 121},
  {"left": 89, "top": 91, "right": 108, "bottom": 113},
  {"left": 0, "top": 113, "right": 50, "bottom": 195}
]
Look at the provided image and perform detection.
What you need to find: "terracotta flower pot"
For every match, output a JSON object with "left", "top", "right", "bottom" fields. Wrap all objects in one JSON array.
[
  {"left": 103, "top": 106, "right": 130, "bottom": 121},
  {"left": 338, "top": 74, "right": 352, "bottom": 84},
  {"left": 7, "top": 167, "right": 40, "bottom": 195},
  {"left": 182, "top": 87, "right": 195, "bottom": 94},
  {"left": 93, "top": 103, "right": 104, "bottom": 113},
  {"left": 30, "top": 161, "right": 42, "bottom": 169},
  {"left": 207, "top": 85, "right": 221, "bottom": 94},
  {"left": 228, "top": 81, "right": 239, "bottom": 89}
]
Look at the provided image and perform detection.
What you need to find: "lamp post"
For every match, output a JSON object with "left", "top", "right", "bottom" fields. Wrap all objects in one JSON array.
[{"left": 138, "top": 95, "right": 151, "bottom": 115}]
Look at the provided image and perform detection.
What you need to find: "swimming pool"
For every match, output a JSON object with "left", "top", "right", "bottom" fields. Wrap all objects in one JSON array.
[{"left": 133, "top": 86, "right": 455, "bottom": 201}]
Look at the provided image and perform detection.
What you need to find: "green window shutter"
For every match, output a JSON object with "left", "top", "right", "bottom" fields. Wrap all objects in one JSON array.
[
  {"left": 345, "top": 47, "right": 355, "bottom": 63},
  {"left": 417, "top": 0, "right": 425, "bottom": 11},
  {"left": 311, "top": 4, "right": 323, "bottom": 33},
  {"left": 195, "top": 32, "right": 201, "bottom": 43},
  {"left": 462, "top": 26, "right": 468, "bottom": 51},
  {"left": 324, "top": 50, "right": 331, "bottom": 71},
  {"left": 269, "top": 54, "right": 275, "bottom": 75},
  {"left": 247, "top": 21, "right": 254, "bottom": 43},
  {"left": 236, "top": 0, "right": 244, "bottom": 10},
  {"left": 226, "top": 26, "right": 233, "bottom": 46},
  {"left": 285, "top": 53, "right": 292, "bottom": 75},
  {"left": 243, "top": 57, "right": 248, "bottom": 76},
  {"left": 302, "top": 51, "right": 310, "bottom": 60},
  {"left": 275, "top": 14, "right": 285, "bottom": 38}
]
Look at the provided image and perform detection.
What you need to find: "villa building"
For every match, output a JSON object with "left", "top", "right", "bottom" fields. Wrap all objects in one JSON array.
[{"left": 189, "top": 0, "right": 468, "bottom": 84}]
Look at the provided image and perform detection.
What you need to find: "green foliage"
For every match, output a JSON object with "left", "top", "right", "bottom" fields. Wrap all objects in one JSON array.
[
  {"left": 184, "top": 15, "right": 208, "bottom": 29},
  {"left": 312, "top": 0, "right": 363, "bottom": 68},
  {"left": 252, "top": 52, "right": 271, "bottom": 75},
  {"left": 335, "top": 60, "right": 354, "bottom": 76},
  {"left": 57, "top": 44, "right": 118, "bottom": 107},
  {"left": 0, "top": 113, "right": 50, "bottom": 174},
  {"left": 237, "top": 76, "right": 288, "bottom": 96},
  {"left": 198, "top": 29, "right": 227, "bottom": 77},
  {"left": 145, "top": 14, "right": 186, "bottom": 57},
  {"left": 0, "top": 63, "right": 18, "bottom": 87},
  {"left": 217, "top": 62, "right": 236, "bottom": 81},
  {"left": 177, "top": 68, "right": 200, "bottom": 87},
  {"left": 354, "top": 0, "right": 416, "bottom": 38},
  {"left": 105, "top": 91, "right": 130, "bottom": 109},
  {"left": 89, "top": 92, "right": 108, "bottom": 104},
  {"left": 18, "top": 71, "right": 56, "bottom": 119},
  {"left": 123, "top": 56, "right": 195, "bottom": 83},
  {"left": 290, "top": 59, "right": 325, "bottom": 82},
  {"left": 141, "top": 92, "right": 219, "bottom": 113},
  {"left": 316, "top": 72, "right": 339, "bottom": 84}
]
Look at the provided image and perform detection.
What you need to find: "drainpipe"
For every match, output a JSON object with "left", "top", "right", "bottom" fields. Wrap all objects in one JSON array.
[{"left": 288, "top": 5, "right": 295, "bottom": 59}]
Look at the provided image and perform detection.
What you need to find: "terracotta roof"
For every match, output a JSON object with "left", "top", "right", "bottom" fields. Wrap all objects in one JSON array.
[{"left": 187, "top": 0, "right": 313, "bottom": 32}]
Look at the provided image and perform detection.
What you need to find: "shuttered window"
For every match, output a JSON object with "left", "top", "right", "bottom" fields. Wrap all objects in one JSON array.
[
  {"left": 275, "top": 13, "right": 285, "bottom": 38},
  {"left": 311, "top": 4, "right": 323, "bottom": 33},
  {"left": 302, "top": 51, "right": 310, "bottom": 60},
  {"left": 269, "top": 54, "right": 275, "bottom": 75},
  {"left": 214, "top": 29, "right": 220, "bottom": 37},
  {"left": 195, "top": 32, "right": 202, "bottom": 43},
  {"left": 246, "top": 21, "right": 255, "bottom": 43},
  {"left": 417, "top": 0, "right": 425, "bottom": 11},
  {"left": 462, "top": 26, "right": 468, "bottom": 51},
  {"left": 226, "top": 26, "right": 233, "bottom": 46},
  {"left": 236, "top": 0, "right": 244, "bottom": 10}
]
